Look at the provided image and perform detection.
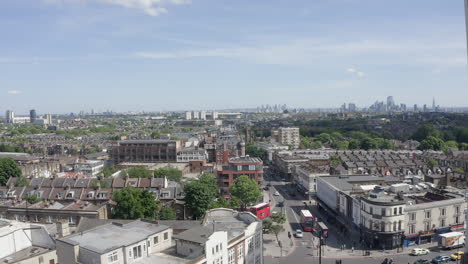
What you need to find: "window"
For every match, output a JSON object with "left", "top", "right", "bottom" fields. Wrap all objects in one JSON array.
[
  {"left": 456, "top": 216, "right": 460, "bottom": 224},
  {"left": 164, "top": 232, "right": 169, "bottom": 240},
  {"left": 455, "top": 206, "right": 460, "bottom": 214},
  {"left": 39, "top": 257, "right": 44, "bottom": 264},
  {"left": 248, "top": 238, "right": 253, "bottom": 254},
  {"left": 133, "top": 245, "right": 142, "bottom": 259},
  {"left": 381, "top": 208, "right": 386, "bottom": 216},
  {"left": 228, "top": 248, "right": 235, "bottom": 264},
  {"left": 220, "top": 243, "right": 222, "bottom": 250},
  {"left": 399, "top": 207, "right": 402, "bottom": 214},
  {"left": 212, "top": 248, "right": 215, "bottom": 254},
  {"left": 216, "top": 245, "right": 219, "bottom": 253},
  {"left": 424, "top": 221, "right": 431, "bottom": 232},
  {"left": 380, "top": 222, "right": 385, "bottom": 232},
  {"left": 398, "top": 221, "right": 402, "bottom": 231},
  {"left": 369, "top": 207, "right": 373, "bottom": 215},
  {"left": 393, "top": 222, "right": 397, "bottom": 231},
  {"left": 408, "top": 224, "right": 415, "bottom": 234},
  {"left": 440, "top": 219, "right": 446, "bottom": 227},
  {"left": 248, "top": 165, "right": 256, "bottom": 171},
  {"left": 237, "top": 165, "right": 242, "bottom": 171},
  {"left": 441, "top": 208, "right": 446, "bottom": 216},
  {"left": 107, "top": 252, "right": 118, "bottom": 263},
  {"left": 238, "top": 243, "right": 244, "bottom": 261},
  {"left": 153, "top": 236, "right": 159, "bottom": 245},
  {"left": 409, "top": 212, "right": 416, "bottom": 221},
  {"left": 393, "top": 208, "right": 397, "bottom": 215},
  {"left": 425, "top": 211, "right": 431, "bottom": 219}
]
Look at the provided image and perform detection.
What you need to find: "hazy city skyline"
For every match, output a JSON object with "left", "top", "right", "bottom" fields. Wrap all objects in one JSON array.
[{"left": 0, "top": 0, "right": 467, "bottom": 113}]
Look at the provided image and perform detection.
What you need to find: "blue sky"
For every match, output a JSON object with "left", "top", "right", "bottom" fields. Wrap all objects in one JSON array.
[{"left": 0, "top": 0, "right": 467, "bottom": 114}]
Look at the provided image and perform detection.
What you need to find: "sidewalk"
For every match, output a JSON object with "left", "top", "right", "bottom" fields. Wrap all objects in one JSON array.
[{"left": 263, "top": 190, "right": 296, "bottom": 258}]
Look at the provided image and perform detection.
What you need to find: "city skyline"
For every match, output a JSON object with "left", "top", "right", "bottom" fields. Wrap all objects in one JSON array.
[{"left": 0, "top": 0, "right": 467, "bottom": 113}]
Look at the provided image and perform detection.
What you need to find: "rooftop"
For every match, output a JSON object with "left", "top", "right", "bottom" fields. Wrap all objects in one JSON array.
[{"left": 60, "top": 220, "right": 170, "bottom": 254}]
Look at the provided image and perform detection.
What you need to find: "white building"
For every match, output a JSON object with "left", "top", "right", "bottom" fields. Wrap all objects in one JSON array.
[
  {"left": 5, "top": 110, "right": 14, "bottom": 124},
  {"left": 57, "top": 220, "right": 173, "bottom": 264},
  {"left": 0, "top": 219, "right": 57, "bottom": 264},
  {"left": 273, "top": 127, "right": 300, "bottom": 149},
  {"left": 200, "top": 111, "right": 207, "bottom": 120},
  {"left": 73, "top": 160, "right": 105, "bottom": 177},
  {"left": 185, "top": 112, "right": 192, "bottom": 120}
]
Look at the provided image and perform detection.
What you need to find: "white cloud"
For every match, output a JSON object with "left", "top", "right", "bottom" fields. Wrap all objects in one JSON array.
[
  {"left": 42, "top": 0, "right": 190, "bottom": 16},
  {"left": 135, "top": 37, "right": 466, "bottom": 67},
  {"left": 7, "top": 90, "right": 22, "bottom": 95},
  {"left": 346, "top": 68, "right": 365, "bottom": 77}
]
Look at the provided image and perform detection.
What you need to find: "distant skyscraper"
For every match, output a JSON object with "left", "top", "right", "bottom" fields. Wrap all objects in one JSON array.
[
  {"left": 414, "top": 104, "right": 418, "bottom": 112},
  {"left": 432, "top": 97, "right": 436, "bottom": 110},
  {"left": 30, "top": 109, "right": 37, "bottom": 123},
  {"left": 348, "top": 103, "right": 357, "bottom": 112},
  {"left": 5, "top": 110, "right": 14, "bottom": 124},
  {"left": 46, "top": 114, "right": 52, "bottom": 125},
  {"left": 386, "top": 96, "right": 395, "bottom": 110}
]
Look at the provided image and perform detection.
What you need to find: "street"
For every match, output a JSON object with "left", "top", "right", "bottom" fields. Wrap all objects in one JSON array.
[{"left": 263, "top": 171, "right": 464, "bottom": 264}]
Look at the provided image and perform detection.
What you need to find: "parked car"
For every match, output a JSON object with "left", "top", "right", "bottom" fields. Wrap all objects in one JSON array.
[
  {"left": 431, "top": 256, "right": 451, "bottom": 264},
  {"left": 411, "top": 248, "right": 430, "bottom": 256},
  {"left": 450, "top": 251, "right": 464, "bottom": 261},
  {"left": 414, "top": 259, "right": 430, "bottom": 264},
  {"left": 274, "top": 191, "right": 280, "bottom": 196},
  {"left": 295, "top": 229, "right": 303, "bottom": 238}
]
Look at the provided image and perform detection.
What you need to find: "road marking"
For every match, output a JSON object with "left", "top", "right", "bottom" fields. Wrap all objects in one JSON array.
[{"left": 291, "top": 207, "right": 299, "bottom": 222}]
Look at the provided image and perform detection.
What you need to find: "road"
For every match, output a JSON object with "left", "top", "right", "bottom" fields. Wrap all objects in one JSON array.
[{"left": 263, "top": 171, "right": 464, "bottom": 264}]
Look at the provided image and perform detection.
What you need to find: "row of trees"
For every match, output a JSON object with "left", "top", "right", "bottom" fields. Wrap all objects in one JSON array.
[
  {"left": 300, "top": 131, "right": 395, "bottom": 150},
  {"left": 412, "top": 125, "right": 468, "bottom": 151}
]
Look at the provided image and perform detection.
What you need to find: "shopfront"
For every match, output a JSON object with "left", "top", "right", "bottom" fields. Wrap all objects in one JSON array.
[
  {"left": 403, "top": 234, "right": 420, "bottom": 247},
  {"left": 419, "top": 231, "right": 435, "bottom": 245},
  {"left": 450, "top": 224, "right": 464, "bottom": 232},
  {"left": 434, "top": 227, "right": 451, "bottom": 243}
]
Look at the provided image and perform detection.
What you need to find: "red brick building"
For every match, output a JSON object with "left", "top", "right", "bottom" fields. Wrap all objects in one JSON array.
[{"left": 217, "top": 156, "right": 264, "bottom": 197}]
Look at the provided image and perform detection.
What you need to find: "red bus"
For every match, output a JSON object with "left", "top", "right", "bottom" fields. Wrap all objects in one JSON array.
[
  {"left": 250, "top": 202, "right": 271, "bottom": 219},
  {"left": 300, "top": 210, "right": 314, "bottom": 232}
]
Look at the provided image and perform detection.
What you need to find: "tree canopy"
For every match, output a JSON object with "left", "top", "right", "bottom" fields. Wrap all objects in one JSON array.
[
  {"left": 245, "top": 144, "right": 267, "bottom": 160},
  {"left": 184, "top": 174, "right": 219, "bottom": 219},
  {"left": 153, "top": 167, "right": 182, "bottom": 182},
  {"left": 112, "top": 187, "right": 159, "bottom": 219},
  {"left": 125, "top": 167, "right": 152, "bottom": 178},
  {"left": 0, "top": 158, "right": 22, "bottom": 186},
  {"left": 230, "top": 175, "right": 262, "bottom": 207},
  {"left": 158, "top": 207, "right": 177, "bottom": 220}
]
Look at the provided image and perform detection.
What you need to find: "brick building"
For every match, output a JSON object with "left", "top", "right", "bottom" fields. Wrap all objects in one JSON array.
[
  {"left": 110, "top": 140, "right": 181, "bottom": 163},
  {"left": 217, "top": 156, "right": 264, "bottom": 197}
]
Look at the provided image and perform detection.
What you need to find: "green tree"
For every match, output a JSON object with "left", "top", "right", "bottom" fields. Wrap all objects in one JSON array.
[
  {"left": 154, "top": 167, "right": 182, "bottom": 182},
  {"left": 245, "top": 144, "right": 267, "bottom": 159},
  {"left": 270, "top": 224, "right": 285, "bottom": 246},
  {"left": 126, "top": 167, "right": 152, "bottom": 178},
  {"left": 184, "top": 180, "right": 216, "bottom": 219},
  {"left": 158, "top": 207, "right": 177, "bottom": 220},
  {"left": 330, "top": 155, "right": 342, "bottom": 167},
  {"left": 270, "top": 212, "right": 286, "bottom": 225},
  {"left": 101, "top": 166, "right": 117, "bottom": 177},
  {"left": 300, "top": 136, "right": 312, "bottom": 149},
  {"left": 26, "top": 194, "right": 42, "bottom": 204},
  {"left": 262, "top": 218, "right": 273, "bottom": 233},
  {"left": 317, "top": 133, "right": 332, "bottom": 145},
  {"left": 230, "top": 175, "right": 262, "bottom": 207},
  {"left": 453, "top": 167, "right": 465, "bottom": 174},
  {"left": 348, "top": 139, "right": 361, "bottom": 149},
  {"left": 198, "top": 173, "right": 219, "bottom": 197},
  {"left": 445, "top": 141, "right": 459, "bottom": 150},
  {"left": 418, "top": 136, "right": 447, "bottom": 151},
  {"left": 0, "top": 158, "right": 22, "bottom": 186},
  {"left": 310, "top": 141, "right": 323, "bottom": 149},
  {"left": 412, "top": 124, "right": 442, "bottom": 142},
  {"left": 112, "top": 187, "right": 159, "bottom": 219},
  {"left": 427, "top": 159, "right": 439, "bottom": 168},
  {"left": 331, "top": 140, "right": 349, "bottom": 150}
]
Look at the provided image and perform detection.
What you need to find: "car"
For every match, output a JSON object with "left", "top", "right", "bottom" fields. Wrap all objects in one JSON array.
[
  {"left": 274, "top": 191, "right": 280, "bottom": 196},
  {"left": 411, "top": 248, "right": 430, "bottom": 256},
  {"left": 414, "top": 259, "right": 430, "bottom": 264},
  {"left": 450, "top": 251, "right": 464, "bottom": 261},
  {"left": 295, "top": 229, "right": 303, "bottom": 238},
  {"left": 431, "top": 256, "right": 451, "bottom": 264},
  {"left": 281, "top": 178, "right": 286, "bottom": 181},
  {"left": 263, "top": 186, "right": 269, "bottom": 191}
]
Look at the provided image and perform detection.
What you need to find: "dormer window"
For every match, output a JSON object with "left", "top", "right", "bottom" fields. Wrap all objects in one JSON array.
[
  {"left": 66, "top": 192, "right": 74, "bottom": 198},
  {"left": 56, "top": 193, "right": 62, "bottom": 199},
  {"left": 87, "top": 192, "right": 94, "bottom": 198}
]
